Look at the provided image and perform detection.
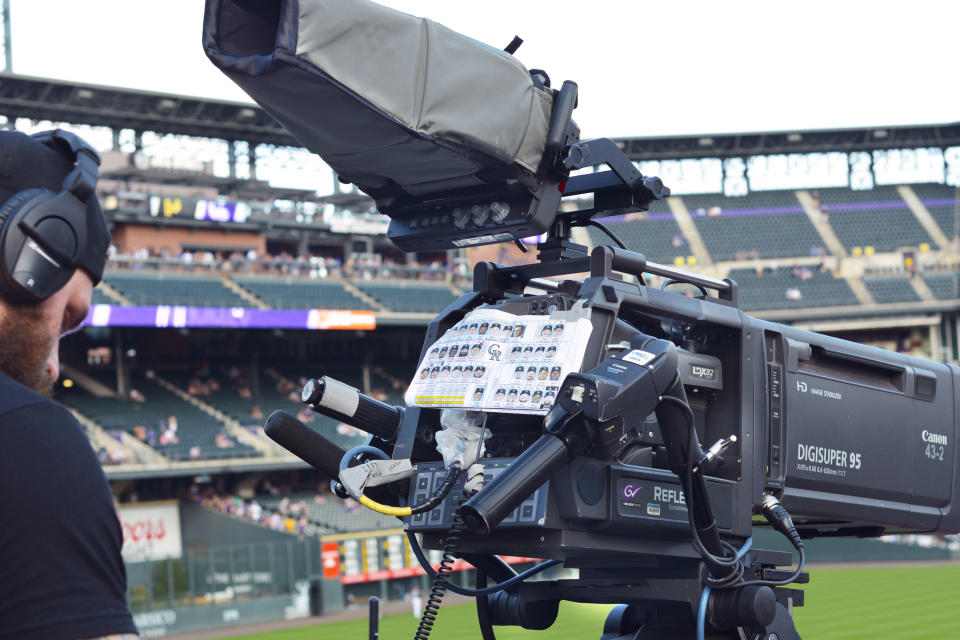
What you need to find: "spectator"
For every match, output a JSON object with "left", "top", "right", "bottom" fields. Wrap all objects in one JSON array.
[
  {"left": 214, "top": 432, "right": 236, "bottom": 448},
  {"left": 249, "top": 500, "right": 262, "bottom": 522}
]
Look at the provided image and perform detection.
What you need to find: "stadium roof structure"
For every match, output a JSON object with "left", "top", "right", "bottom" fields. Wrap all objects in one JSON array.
[
  {"left": 614, "top": 122, "right": 960, "bottom": 162},
  {"left": 101, "top": 166, "right": 318, "bottom": 202},
  {"left": 0, "top": 72, "right": 297, "bottom": 147},
  {"left": 1, "top": 73, "right": 957, "bottom": 163}
]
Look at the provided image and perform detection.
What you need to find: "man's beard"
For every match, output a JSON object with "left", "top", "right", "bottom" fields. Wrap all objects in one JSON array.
[{"left": 0, "top": 306, "right": 56, "bottom": 396}]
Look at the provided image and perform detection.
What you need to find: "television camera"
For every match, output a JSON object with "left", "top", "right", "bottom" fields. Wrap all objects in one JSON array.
[{"left": 204, "top": 1, "right": 960, "bottom": 638}]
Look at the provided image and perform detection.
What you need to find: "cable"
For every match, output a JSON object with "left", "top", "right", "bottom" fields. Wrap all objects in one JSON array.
[
  {"left": 474, "top": 569, "right": 497, "bottom": 640},
  {"left": 587, "top": 219, "right": 628, "bottom": 250},
  {"left": 414, "top": 510, "right": 466, "bottom": 640},
  {"left": 737, "top": 546, "right": 806, "bottom": 589},
  {"left": 696, "top": 538, "right": 754, "bottom": 640},
  {"left": 657, "top": 393, "right": 742, "bottom": 570},
  {"left": 660, "top": 278, "right": 709, "bottom": 298},
  {"left": 405, "top": 530, "right": 561, "bottom": 597},
  {"left": 338, "top": 448, "right": 460, "bottom": 517}
]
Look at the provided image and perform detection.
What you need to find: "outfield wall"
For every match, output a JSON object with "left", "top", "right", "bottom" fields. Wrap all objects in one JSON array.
[{"left": 122, "top": 503, "right": 956, "bottom": 636}]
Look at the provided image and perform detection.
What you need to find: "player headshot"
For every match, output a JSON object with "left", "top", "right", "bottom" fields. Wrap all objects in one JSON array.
[
  {"left": 550, "top": 366, "right": 562, "bottom": 381},
  {"left": 510, "top": 346, "right": 522, "bottom": 359},
  {"left": 495, "top": 388, "right": 506, "bottom": 401},
  {"left": 479, "top": 322, "right": 489, "bottom": 335},
  {"left": 420, "top": 367, "right": 430, "bottom": 379},
  {"left": 554, "top": 324, "right": 564, "bottom": 338},
  {"left": 503, "top": 325, "right": 513, "bottom": 338},
  {"left": 523, "top": 346, "right": 533, "bottom": 359},
  {"left": 491, "top": 323, "right": 501, "bottom": 336},
  {"left": 473, "top": 387, "right": 484, "bottom": 401},
  {"left": 535, "top": 346, "right": 546, "bottom": 356},
  {"left": 430, "top": 347, "right": 440, "bottom": 358},
  {"left": 526, "top": 366, "right": 537, "bottom": 381},
  {"left": 457, "top": 324, "right": 468, "bottom": 336},
  {"left": 451, "top": 365, "right": 462, "bottom": 378},
  {"left": 538, "top": 366, "right": 549, "bottom": 380},
  {"left": 519, "top": 390, "right": 531, "bottom": 403},
  {"left": 543, "top": 391, "right": 556, "bottom": 406},
  {"left": 463, "top": 366, "right": 474, "bottom": 377},
  {"left": 474, "top": 366, "right": 486, "bottom": 378},
  {"left": 468, "top": 323, "right": 478, "bottom": 335},
  {"left": 430, "top": 366, "right": 441, "bottom": 379},
  {"left": 546, "top": 345, "right": 557, "bottom": 359},
  {"left": 470, "top": 343, "right": 482, "bottom": 356},
  {"left": 440, "top": 366, "right": 451, "bottom": 378},
  {"left": 540, "top": 325, "right": 552, "bottom": 337},
  {"left": 458, "top": 345, "right": 469, "bottom": 357},
  {"left": 532, "top": 390, "right": 543, "bottom": 404},
  {"left": 513, "top": 324, "right": 525, "bottom": 338},
  {"left": 438, "top": 346, "right": 448, "bottom": 358},
  {"left": 507, "top": 389, "right": 518, "bottom": 402},
  {"left": 513, "top": 365, "right": 524, "bottom": 380}
]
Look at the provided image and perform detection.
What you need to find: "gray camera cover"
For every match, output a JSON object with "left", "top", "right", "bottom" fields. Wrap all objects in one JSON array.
[{"left": 203, "top": 0, "right": 553, "bottom": 198}]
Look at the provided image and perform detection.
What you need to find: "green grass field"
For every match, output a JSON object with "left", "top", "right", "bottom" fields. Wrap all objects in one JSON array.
[{"left": 221, "top": 564, "right": 960, "bottom": 640}]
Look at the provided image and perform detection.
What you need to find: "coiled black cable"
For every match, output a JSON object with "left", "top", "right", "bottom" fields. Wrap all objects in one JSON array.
[{"left": 414, "top": 508, "right": 467, "bottom": 640}]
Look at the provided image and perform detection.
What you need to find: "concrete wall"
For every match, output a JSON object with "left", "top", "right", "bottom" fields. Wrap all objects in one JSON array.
[{"left": 111, "top": 224, "right": 266, "bottom": 255}]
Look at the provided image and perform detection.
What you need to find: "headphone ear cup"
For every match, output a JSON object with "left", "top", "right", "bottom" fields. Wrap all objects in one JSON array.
[
  {"left": 0, "top": 188, "right": 56, "bottom": 302},
  {"left": 0, "top": 189, "right": 49, "bottom": 230}
]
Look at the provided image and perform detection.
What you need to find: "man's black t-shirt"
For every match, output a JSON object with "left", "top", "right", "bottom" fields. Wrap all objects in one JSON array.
[{"left": 0, "top": 370, "right": 137, "bottom": 639}]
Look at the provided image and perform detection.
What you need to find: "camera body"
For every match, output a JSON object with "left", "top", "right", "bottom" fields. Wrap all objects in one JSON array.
[{"left": 401, "top": 253, "right": 960, "bottom": 562}]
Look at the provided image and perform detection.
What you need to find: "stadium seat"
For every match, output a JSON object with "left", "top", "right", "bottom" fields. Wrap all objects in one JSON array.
[
  {"left": 61, "top": 374, "right": 261, "bottom": 462},
  {"left": 105, "top": 272, "right": 253, "bottom": 308},
  {"left": 354, "top": 282, "right": 457, "bottom": 313},
  {"left": 727, "top": 267, "right": 858, "bottom": 311},
  {"left": 683, "top": 190, "right": 824, "bottom": 261},
  {"left": 863, "top": 276, "right": 921, "bottom": 304},
  {"left": 585, "top": 199, "right": 688, "bottom": 265},
  {"left": 91, "top": 288, "right": 113, "bottom": 305},
  {"left": 812, "top": 186, "right": 932, "bottom": 252},
  {"left": 910, "top": 183, "right": 960, "bottom": 239},
  {"left": 921, "top": 272, "right": 960, "bottom": 300},
  {"left": 233, "top": 277, "right": 374, "bottom": 310},
  {"left": 258, "top": 491, "right": 397, "bottom": 533}
]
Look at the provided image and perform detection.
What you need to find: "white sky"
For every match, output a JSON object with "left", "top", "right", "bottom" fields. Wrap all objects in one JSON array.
[{"left": 9, "top": 0, "right": 959, "bottom": 141}]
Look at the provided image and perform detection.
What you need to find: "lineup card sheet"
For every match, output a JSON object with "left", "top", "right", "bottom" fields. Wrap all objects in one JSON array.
[{"left": 405, "top": 308, "right": 593, "bottom": 415}]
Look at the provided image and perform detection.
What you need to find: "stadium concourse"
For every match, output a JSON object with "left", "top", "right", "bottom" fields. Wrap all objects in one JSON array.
[{"left": 6, "top": 74, "right": 959, "bottom": 636}]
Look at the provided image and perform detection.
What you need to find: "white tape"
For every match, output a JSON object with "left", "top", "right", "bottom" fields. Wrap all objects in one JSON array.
[{"left": 320, "top": 376, "right": 360, "bottom": 416}]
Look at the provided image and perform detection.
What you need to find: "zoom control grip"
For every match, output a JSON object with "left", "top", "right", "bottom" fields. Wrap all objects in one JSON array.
[
  {"left": 301, "top": 376, "right": 403, "bottom": 441},
  {"left": 263, "top": 410, "right": 346, "bottom": 478},
  {"left": 459, "top": 433, "right": 570, "bottom": 535}
]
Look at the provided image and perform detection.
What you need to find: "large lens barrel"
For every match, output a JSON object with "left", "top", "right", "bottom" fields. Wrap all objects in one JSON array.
[{"left": 459, "top": 433, "right": 571, "bottom": 535}]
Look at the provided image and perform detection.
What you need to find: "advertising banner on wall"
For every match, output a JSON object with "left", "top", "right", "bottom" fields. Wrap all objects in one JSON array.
[{"left": 118, "top": 501, "right": 183, "bottom": 562}]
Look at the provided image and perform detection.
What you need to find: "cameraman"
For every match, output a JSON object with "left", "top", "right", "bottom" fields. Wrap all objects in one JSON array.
[{"left": 0, "top": 130, "right": 137, "bottom": 639}]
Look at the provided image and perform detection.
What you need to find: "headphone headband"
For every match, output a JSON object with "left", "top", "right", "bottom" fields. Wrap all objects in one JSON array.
[
  {"left": 31, "top": 130, "right": 100, "bottom": 202},
  {"left": 0, "top": 129, "right": 106, "bottom": 303}
]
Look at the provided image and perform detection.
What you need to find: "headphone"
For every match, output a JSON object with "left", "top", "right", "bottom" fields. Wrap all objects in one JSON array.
[{"left": 0, "top": 129, "right": 101, "bottom": 303}]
